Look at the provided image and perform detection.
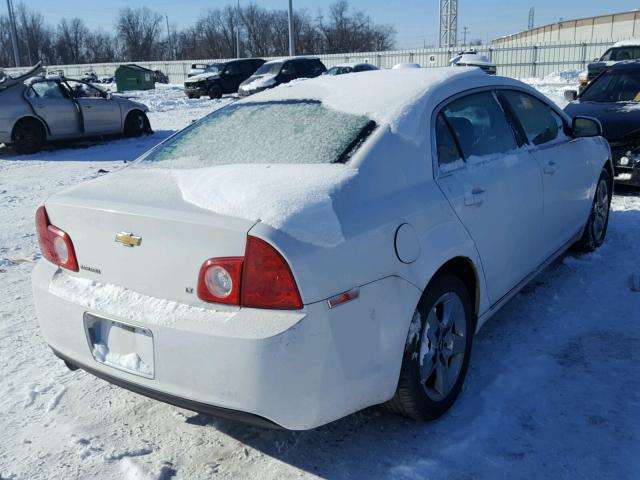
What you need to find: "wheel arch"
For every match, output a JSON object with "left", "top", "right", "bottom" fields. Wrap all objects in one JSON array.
[
  {"left": 424, "top": 256, "right": 481, "bottom": 320},
  {"left": 11, "top": 115, "right": 49, "bottom": 140}
]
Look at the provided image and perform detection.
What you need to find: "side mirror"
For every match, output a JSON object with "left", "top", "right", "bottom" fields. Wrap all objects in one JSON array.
[
  {"left": 564, "top": 89, "right": 578, "bottom": 102},
  {"left": 572, "top": 116, "right": 602, "bottom": 137}
]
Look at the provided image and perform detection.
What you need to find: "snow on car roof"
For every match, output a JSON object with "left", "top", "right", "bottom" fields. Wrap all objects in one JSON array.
[
  {"left": 244, "top": 67, "right": 485, "bottom": 143},
  {"left": 263, "top": 56, "right": 320, "bottom": 65},
  {"left": 613, "top": 39, "right": 640, "bottom": 47}
]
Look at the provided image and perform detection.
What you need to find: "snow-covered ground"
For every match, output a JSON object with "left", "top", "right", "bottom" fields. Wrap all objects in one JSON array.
[{"left": 1, "top": 75, "right": 639, "bottom": 480}]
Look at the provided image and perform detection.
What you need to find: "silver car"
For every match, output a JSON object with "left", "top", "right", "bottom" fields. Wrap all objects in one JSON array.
[{"left": 0, "top": 64, "right": 151, "bottom": 154}]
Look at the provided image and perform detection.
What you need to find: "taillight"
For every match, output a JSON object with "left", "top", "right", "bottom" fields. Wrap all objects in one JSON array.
[
  {"left": 241, "top": 236, "right": 303, "bottom": 310},
  {"left": 35, "top": 206, "right": 79, "bottom": 271},
  {"left": 197, "top": 258, "right": 243, "bottom": 305},
  {"left": 197, "top": 236, "right": 303, "bottom": 310}
]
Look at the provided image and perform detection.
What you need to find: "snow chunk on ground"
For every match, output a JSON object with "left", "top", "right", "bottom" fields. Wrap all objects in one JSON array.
[{"left": 170, "top": 164, "right": 358, "bottom": 247}]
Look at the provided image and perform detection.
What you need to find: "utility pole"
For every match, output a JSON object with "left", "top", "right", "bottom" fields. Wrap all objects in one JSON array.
[
  {"left": 439, "top": 0, "right": 458, "bottom": 47},
  {"left": 528, "top": 7, "right": 535, "bottom": 30},
  {"left": 165, "top": 15, "right": 174, "bottom": 60},
  {"left": 288, "top": 0, "right": 295, "bottom": 56},
  {"left": 462, "top": 26, "right": 468, "bottom": 46},
  {"left": 236, "top": 0, "right": 241, "bottom": 58},
  {"left": 6, "top": 0, "right": 20, "bottom": 67}
]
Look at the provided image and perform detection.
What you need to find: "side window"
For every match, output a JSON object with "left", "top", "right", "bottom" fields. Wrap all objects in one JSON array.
[
  {"left": 435, "top": 114, "right": 463, "bottom": 167},
  {"left": 501, "top": 90, "right": 566, "bottom": 146},
  {"left": 26, "top": 87, "right": 38, "bottom": 99},
  {"left": 239, "top": 62, "right": 255, "bottom": 75},
  {"left": 225, "top": 63, "right": 240, "bottom": 75},
  {"left": 31, "top": 81, "right": 66, "bottom": 99},
  {"left": 441, "top": 91, "right": 517, "bottom": 158},
  {"left": 281, "top": 61, "right": 297, "bottom": 77}
]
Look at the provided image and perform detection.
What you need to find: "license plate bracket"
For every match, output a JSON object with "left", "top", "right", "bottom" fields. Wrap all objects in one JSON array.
[{"left": 84, "top": 313, "right": 155, "bottom": 379}]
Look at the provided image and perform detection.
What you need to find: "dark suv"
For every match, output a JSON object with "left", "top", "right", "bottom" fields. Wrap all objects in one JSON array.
[
  {"left": 184, "top": 58, "right": 265, "bottom": 99},
  {"left": 238, "top": 57, "right": 327, "bottom": 97},
  {"left": 581, "top": 41, "right": 640, "bottom": 92}
]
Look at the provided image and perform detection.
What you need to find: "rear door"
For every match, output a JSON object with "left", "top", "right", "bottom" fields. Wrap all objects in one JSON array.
[
  {"left": 498, "top": 90, "right": 595, "bottom": 253},
  {"left": 27, "top": 81, "right": 81, "bottom": 137},
  {"left": 221, "top": 62, "right": 242, "bottom": 93},
  {"left": 68, "top": 81, "right": 122, "bottom": 134},
  {"left": 435, "top": 90, "right": 546, "bottom": 305}
]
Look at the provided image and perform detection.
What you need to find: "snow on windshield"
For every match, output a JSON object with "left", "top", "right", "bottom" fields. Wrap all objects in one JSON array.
[{"left": 140, "top": 100, "right": 373, "bottom": 168}]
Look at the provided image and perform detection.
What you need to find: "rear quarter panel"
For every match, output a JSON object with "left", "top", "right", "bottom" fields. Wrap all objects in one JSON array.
[{"left": 0, "top": 84, "right": 40, "bottom": 143}]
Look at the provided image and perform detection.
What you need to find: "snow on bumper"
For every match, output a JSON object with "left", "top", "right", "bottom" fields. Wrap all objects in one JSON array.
[{"left": 32, "top": 260, "right": 420, "bottom": 429}]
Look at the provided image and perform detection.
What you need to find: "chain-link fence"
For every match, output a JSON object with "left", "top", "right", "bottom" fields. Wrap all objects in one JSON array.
[{"left": 3, "top": 39, "right": 620, "bottom": 83}]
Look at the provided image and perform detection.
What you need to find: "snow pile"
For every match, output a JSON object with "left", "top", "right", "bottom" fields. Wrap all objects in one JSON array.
[
  {"left": 92, "top": 344, "right": 152, "bottom": 377},
  {"left": 171, "top": 164, "right": 357, "bottom": 246},
  {"left": 521, "top": 69, "right": 582, "bottom": 107},
  {"left": 49, "top": 273, "right": 230, "bottom": 326}
]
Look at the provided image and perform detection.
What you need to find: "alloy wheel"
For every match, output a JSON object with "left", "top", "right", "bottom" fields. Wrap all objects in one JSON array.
[
  {"left": 419, "top": 292, "right": 467, "bottom": 401},
  {"left": 592, "top": 178, "right": 609, "bottom": 242}
]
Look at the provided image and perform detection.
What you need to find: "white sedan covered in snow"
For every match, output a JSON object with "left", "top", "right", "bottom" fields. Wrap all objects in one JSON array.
[{"left": 32, "top": 68, "right": 612, "bottom": 430}]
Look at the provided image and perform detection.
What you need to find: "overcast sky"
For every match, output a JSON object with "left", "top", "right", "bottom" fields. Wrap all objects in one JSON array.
[{"left": 11, "top": 1, "right": 638, "bottom": 48}]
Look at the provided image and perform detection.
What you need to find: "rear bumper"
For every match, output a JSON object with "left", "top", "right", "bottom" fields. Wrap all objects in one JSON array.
[{"left": 32, "top": 260, "right": 420, "bottom": 430}]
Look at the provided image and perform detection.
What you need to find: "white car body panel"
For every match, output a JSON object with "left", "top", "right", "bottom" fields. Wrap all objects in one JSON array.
[{"left": 32, "top": 69, "right": 611, "bottom": 429}]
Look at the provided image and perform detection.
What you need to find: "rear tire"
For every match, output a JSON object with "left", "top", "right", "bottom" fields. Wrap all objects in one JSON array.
[
  {"left": 124, "top": 111, "right": 149, "bottom": 137},
  {"left": 11, "top": 118, "right": 45, "bottom": 154},
  {"left": 208, "top": 85, "right": 222, "bottom": 99},
  {"left": 575, "top": 169, "right": 611, "bottom": 252},
  {"left": 386, "top": 273, "right": 475, "bottom": 420}
]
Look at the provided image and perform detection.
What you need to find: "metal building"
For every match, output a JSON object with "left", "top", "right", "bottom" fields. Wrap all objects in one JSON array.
[{"left": 492, "top": 9, "right": 640, "bottom": 46}]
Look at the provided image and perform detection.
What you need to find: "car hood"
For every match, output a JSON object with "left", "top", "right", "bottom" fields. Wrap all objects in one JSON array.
[
  {"left": 240, "top": 74, "right": 278, "bottom": 90},
  {"left": 187, "top": 72, "right": 220, "bottom": 82},
  {"left": 564, "top": 101, "right": 640, "bottom": 142}
]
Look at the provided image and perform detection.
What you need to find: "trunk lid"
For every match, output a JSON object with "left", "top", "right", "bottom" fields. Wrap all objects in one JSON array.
[{"left": 44, "top": 168, "right": 256, "bottom": 307}]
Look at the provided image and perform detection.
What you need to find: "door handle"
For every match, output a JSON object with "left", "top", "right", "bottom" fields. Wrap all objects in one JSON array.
[
  {"left": 464, "top": 188, "right": 486, "bottom": 207},
  {"left": 544, "top": 161, "right": 557, "bottom": 175}
]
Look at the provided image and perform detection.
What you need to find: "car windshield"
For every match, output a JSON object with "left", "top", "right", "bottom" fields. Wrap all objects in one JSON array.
[
  {"left": 601, "top": 47, "right": 640, "bottom": 61},
  {"left": 580, "top": 71, "right": 640, "bottom": 103},
  {"left": 206, "top": 64, "right": 224, "bottom": 73},
  {"left": 254, "top": 62, "right": 283, "bottom": 76},
  {"left": 139, "top": 100, "right": 375, "bottom": 168}
]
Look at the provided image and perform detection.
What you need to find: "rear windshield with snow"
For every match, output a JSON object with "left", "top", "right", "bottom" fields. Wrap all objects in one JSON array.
[{"left": 140, "top": 100, "right": 375, "bottom": 168}]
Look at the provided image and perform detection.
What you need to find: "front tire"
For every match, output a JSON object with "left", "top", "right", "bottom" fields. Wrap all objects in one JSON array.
[
  {"left": 124, "top": 111, "right": 150, "bottom": 137},
  {"left": 208, "top": 85, "right": 223, "bottom": 99},
  {"left": 576, "top": 169, "right": 611, "bottom": 252},
  {"left": 12, "top": 119, "right": 45, "bottom": 154},
  {"left": 386, "top": 273, "right": 475, "bottom": 420}
]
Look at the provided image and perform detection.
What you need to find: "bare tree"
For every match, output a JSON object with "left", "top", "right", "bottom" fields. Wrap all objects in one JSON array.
[
  {"left": 116, "top": 7, "right": 164, "bottom": 61},
  {"left": 56, "top": 18, "right": 88, "bottom": 64}
]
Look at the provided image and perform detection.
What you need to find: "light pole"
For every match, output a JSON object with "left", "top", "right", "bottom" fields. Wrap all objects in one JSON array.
[
  {"left": 236, "top": 0, "right": 241, "bottom": 58},
  {"left": 6, "top": 0, "right": 20, "bottom": 67},
  {"left": 288, "top": 0, "right": 295, "bottom": 56}
]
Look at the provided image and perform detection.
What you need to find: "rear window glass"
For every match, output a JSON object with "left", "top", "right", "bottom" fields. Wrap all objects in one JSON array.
[
  {"left": 601, "top": 47, "right": 640, "bottom": 61},
  {"left": 140, "top": 100, "right": 375, "bottom": 168}
]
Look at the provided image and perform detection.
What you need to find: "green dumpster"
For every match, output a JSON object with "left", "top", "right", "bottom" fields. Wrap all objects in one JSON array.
[{"left": 115, "top": 64, "right": 156, "bottom": 92}]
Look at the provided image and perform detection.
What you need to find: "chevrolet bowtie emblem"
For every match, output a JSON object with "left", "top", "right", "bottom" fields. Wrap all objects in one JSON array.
[{"left": 115, "top": 232, "right": 142, "bottom": 247}]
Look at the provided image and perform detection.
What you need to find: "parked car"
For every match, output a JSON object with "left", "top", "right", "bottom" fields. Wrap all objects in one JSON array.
[
  {"left": 581, "top": 39, "right": 640, "bottom": 92},
  {"left": 79, "top": 71, "right": 98, "bottom": 83},
  {"left": 32, "top": 68, "right": 611, "bottom": 430},
  {"left": 565, "top": 61, "right": 640, "bottom": 186},
  {"left": 392, "top": 63, "right": 421, "bottom": 69},
  {"left": 154, "top": 70, "right": 170, "bottom": 84},
  {"left": 238, "top": 57, "right": 326, "bottom": 96},
  {"left": 0, "top": 64, "right": 151, "bottom": 154},
  {"left": 324, "top": 63, "right": 379, "bottom": 75},
  {"left": 188, "top": 63, "right": 210, "bottom": 78},
  {"left": 449, "top": 51, "right": 497, "bottom": 75},
  {"left": 184, "top": 58, "right": 265, "bottom": 99}
]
